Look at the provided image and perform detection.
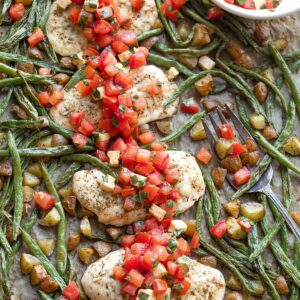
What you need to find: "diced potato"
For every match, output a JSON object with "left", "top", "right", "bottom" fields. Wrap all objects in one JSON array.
[
  {"left": 156, "top": 119, "right": 173, "bottom": 135},
  {"left": 211, "top": 167, "right": 227, "bottom": 189},
  {"left": 94, "top": 132, "right": 111, "bottom": 142},
  {"left": 78, "top": 247, "right": 95, "bottom": 265},
  {"left": 30, "top": 264, "right": 47, "bottom": 285},
  {"left": 251, "top": 280, "right": 264, "bottom": 296},
  {"left": 195, "top": 74, "right": 213, "bottom": 97},
  {"left": 37, "top": 239, "right": 55, "bottom": 257},
  {"left": 22, "top": 186, "right": 35, "bottom": 203},
  {"left": 249, "top": 113, "right": 266, "bottom": 130},
  {"left": 93, "top": 241, "right": 112, "bottom": 257},
  {"left": 221, "top": 156, "right": 242, "bottom": 173},
  {"left": 198, "top": 56, "right": 216, "bottom": 70},
  {"left": 23, "top": 172, "right": 40, "bottom": 188},
  {"left": 149, "top": 204, "right": 166, "bottom": 222},
  {"left": 39, "top": 275, "right": 59, "bottom": 293},
  {"left": 262, "top": 126, "right": 277, "bottom": 141},
  {"left": 152, "top": 263, "right": 167, "bottom": 278},
  {"left": 97, "top": 174, "right": 115, "bottom": 193},
  {"left": 62, "top": 195, "right": 77, "bottom": 216},
  {"left": 36, "top": 136, "right": 52, "bottom": 148},
  {"left": 235, "top": 54, "right": 255, "bottom": 69},
  {"left": 106, "top": 227, "right": 122, "bottom": 240},
  {"left": 202, "top": 99, "right": 219, "bottom": 112},
  {"left": 118, "top": 50, "right": 131, "bottom": 63},
  {"left": 224, "top": 199, "right": 240, "bottom": 218},
  {"left": 215, "top": 138, "right": 233, "bottom": 159},
  {"left": 130, "top": 173, "right": 147, "bottom": 188},
  {"left": 51, "top": 134, "right": 68, "bottom": 147},
  {"left": 190, "top": 120, "right": 207, "bottom": 141},
  {"left": 227, "top": 46, "right": 245, "bottom": 60},
  {"left": 248, "top": 151, "right": 260, "bottom": 167},
  {"left": 240, "top": 151, "right": 249, "bottom": 166},
  {"left": 6, "top": 224, "right": 13, "bottom": 244},
  {"left": 226, "top": 217, "right": 247, "bottom": 240},
  {"left": 166, "top": 67, "right": 179, "bottom": 81},
  {"left": 80, "top": 216, "right": 92, "bottom": 238},
  {"left": 77, "top": 204, "right": 95, "bottom": 219},
  {"left": 254, "top": 82, "right": 268, "bottom": 103},
  {"left": 255, "top": 21, "right": 270, "bottom": 44},
  {"left": 184, "top": 220, "right": 197, "bottom": 237},
  {"left": 283, "top": 136, "right": 300, "bottom": 156},
  {"left": 290, "top": 211, "right": 300, "bottom": 226},
  {"left": 57, "top": 0, "right": 72, "bottom": 9},
  {"left": 137, "top": 289, "right": 156, "bottom": 300},
  {"left": 226, "top": 273, "right": 242, "bottom": 291},
  {"left": 273, "top": 275, "right": 289, "bottom": 295},
  {"left": 198, "top": 256, "right": 217, "bottom": 268},
  {"left": 0, "top": 160, "right": 12, "bottom": 176},
  {"left": 168, "top": 220, "right": 187, "bottom": 233},
  {"left": 59, "top": 186, "right": 74, "bottom": 198},
  {"left": 26, "top": 163, "right": 43, "bottom": 178},
  {"left": 67, "top": 232, "right": 81, "bottom": 251},
  {"left": 260, "top": 68, "right": 274, "bottom": 83},
  {"left": 177, "top": 56, "right": 197, "bottom": 69},
  {"left": 177, "top": 19, "right": 192, "bottom": 40},
  {"left": 39, "top": 207, "right": 61, "bottom": 227},
  {"left": 225, "top": 292, "right": 243, "bottom": 300},
  {"left": 107, "top": 151, "right": 120, "bottom": 167},
  {"left": 192, "top": 24, "right": 211, "bottom": 46},
  {"left": 245, "top": 138, "right": 257, "bottom": 152},
  {"left": 273, "top": 39, "right": 288, "bottom": 52},
  {"left": 72, "top": 52, "right": 86, "bottom": 68},
  {"left": 20, "top": 253, "right": 40, "bottom": 275},
  {"left": 240, "top": 202, "right": 265, "bottom": 222}
]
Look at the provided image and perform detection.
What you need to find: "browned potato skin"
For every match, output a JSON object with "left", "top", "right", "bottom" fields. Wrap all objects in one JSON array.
[
  {"left": 255, "top": 21, "right": 270, "bottom": 44},
  {"left": 262, "top": 126, "right": 277, "bottom": 141},
  {"left": 62, "top": 195, "right": 77, "bottom": 216},
  {"left": 195, "top": 74, "right": 213, "bottom": 97},
  {"left": 39, "top": 275, "right": 59, "bottom": 293},
  {"left": 245, "top": 138, "right": 257, "bottom": 152},
  {"left": 77, "top": 204, "right": 95, "bottom": 218},
  {"left": 47, "top": 84, "right": 63, "bottom": 95},
  {"left": 227, "top": 46, "right": 245, "bottom": 59},
  {"left": 225, "top": 292, "right": 243, "bottom": 300},
  {"left": 221, "top": 156, "right": 242, "bottom": 173},
  {"left": 30, "top": 265, "right": 47, "bottom": 286},
  {"left": 177, "top": 56, "right": 198, "bottom": 69},
  {"left": 273, "top": 276, "right": 289, "bottom": 295},
  {"left": 67, "top": 232, "right": 81, "bottom": 251},
  {"left": 226, "top": 273, "right": 242, "bottom": 291},
  {"left": 52, "top": 73, "right": 70, "bottom": 86},
  {"left": 6, "top": 224, "right": 14, "bottom": 244},
  {"left": 211, "top": 167, "right": 227, "bottom": 189},
  {"left": 192, "top": 24, "right": 211, "bottom": 46},
  {"left": 28, "top": 47, "right": 44, "bottom": 60},
  {"left": 0, "top": 160, "right": 12, "bottom": 176},
  {"left": 290, "top": 211, "right": 300, "bottom": 226},
  {"left": 240, "top": 150, "right": 249, "bottom": 166},
  {"left": 223, "top": 199, "right": 240, "bottom": 218},
  {"left": 51, "top": 134, "right": 69, "bottom": 147},
  {"left": 202, "top": 99, "right": 219, "bottom": 112},
  {"left": 78, "top": 247, "right": 95, "bottom": 265},
  {"left": 106, "top": 227, "right": 122, "bottom": 240},
  {"left": 16, "top": 61, "right": 34, "bottom": 74},
  {"left": 254, "top": 82, "right": 268, "bottom": 103},
  {"left": 60, "top": 57, "right": 76, "bottom": 70},
  {"left": 198, "top": 256, "right": 217, "bottom": 268},
  {"left": 235, "top": 54, "right": 256, "bottom": 69},
  {"left": 248, "top": 151, "right": 260, "bottom": 167},
  {"left": 93, "top": 241, "right": 113, "bottom": 257},
  {"left": 184, "top": 220, "right": 197, "bottom": 237}
]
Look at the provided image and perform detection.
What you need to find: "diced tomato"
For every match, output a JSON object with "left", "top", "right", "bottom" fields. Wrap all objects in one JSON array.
[
  {"left": 128, "top": 269, "right": 145, "bottom": 288},
  {"left": 151, "top": 142, "right": 165, "bottom": 151},
  {"left": 151, "top": 245, "right": 169, "bottom": 261},
  {"left": 175, "top": 265, "right": 189, "bottom": 280},
  {"left": 190, "top": 232, "right": 200, "bottom": 249},
  {"left": 76, "top": 80, "right": 92, "bottom": 96},
  {"left": 34, "top": 191, "right": 55, "bottom": 211},
  {"left": 121, "top": 235, "right": 135, "bottom": 247},
  {"left": 147, "top": 81, "right": 162, "bottom": 96},
  {"left": 69, "top": 7, "right": 81, "bottom": 24},
  {"left": 207, "top": 7, "right": 224, "bottom": 20},
  {"left": 210, "top": 219, "right": 227, "bottom": 239},
  {"left": 219, "top": 123, "right": 235, "bottom": 139},
  {"left": 95, "top": 6, "right": 113, "bottom": 19},
  {"left": 143, "top": 272, "right": 155, "bottom": 288},
  {"left": 84, "top": 65, "right": 96, "bottom": 80},
  {"left": 135, "top": 232, "right": 151, "bottom": 244},
  {"left": 164, "top": 168, "right": 179, "bottom": 185},
  {"left": 116, "top": 31, "right": 137, "bottom": 46},
  {"left": 171, "top": 0, "right": 186, "bottom": 9},
  {"left": 233, "top": 167, "right": 252, "bottom": 186},
  {"left": 265, "top": 0, "right": 274, "bottom": 9},
  {"left": 98, "top": 118, "right": 112, "bottom": 132},
  {"left": 95, "top": 150, "right": 108, "bottom": 162},
  {"left": 94, "top": 20, "right": 112, "bottom": 35},
  {"left": 115, "top": 72, "right": 133, "bottom": 90},
  {"left": 139, "top": 131, "right": 156, "bottom": 145},
  {"left": 167, "top": 261, "right": 179, "bottom": 277},
  {"left": 9, "top": 3, "right": 25, "bottom": 21},
  {"left": 196, "top": 146, "right": 212, "bottom": 165},
  {"left": 98, "top": 51, "right": 117, "bottom": 70},
  {"left": 143, "top": 250, "right": 158, "bottom": 269},
  {"left": 129, "top": 51, "right": 147, "bottom": 69},
  {"left": 147, "top": 173, "right": 163, "bottom": 186},
  {"left": 82, "top": 27, "right": 95, "bottom": 41},
  {"left": 136, "top": 149, "right": 151, "bottom": 164},
  {"left": 122, "top": 146, "right": 138, "bottom": 164},
  {"left": 161, "top": 0, "right": 178, "bottom": 22},
  {"left": 71, "top": 133, "right": 88, "bottom": 149},
  {"left": 122, "top": 187, "right": 136, "bottom": 199},
  {"left": 124, "top": 254, "right": 143, "bottom": 271},
  {"left": 131, "top": 242, "right": 149, "bottom": 255},
  {"left": 181, "top": 99, "right": 199, "bottom": 114},
  {"left": 135, "top": 163, "right": 155, "bottom": 176},
  {"left": 145, "top": 217, "right": 159, "bottom": 231},
  {"left": 71, "top": 0, "right": 84, "bottom": 4},
  {"left": 228, "top": 142, "right": 246, "bottom": 157},
  {"left": 152, "top": 151, "right": 170, "bottom": 171},
  {"left": 174, "top": 280, "right": 191, "bottom": 295},
  {"left": 38, "top": 68, "right": 51, "bottom": 75},
  {"left": 95, "top": 33, "right": 113, "bottom": 48},
  {"left": 95, "top": 140, "right": 110, "bottom": 151},
  {"left": 78, "top": 119, "right": 95, "bottom": 136},
  {"left": 141, "top": 184, "right": 159, "bottom": 202},
  {"left": 111, "top": 40, "right": 129, "bottom": 54},
  {"left": 28, "top": 27, "right": 45, "bottom": 48},
  {"left": 177, "top": 237, "right": 190, "bottom": 256},
  {"left": 49, "top": 90, "right": 64, "bottom": 106},
  {"left": 153, "top": 279, "right": 168, "bottom": 295},
  {"left": 151, "top": 234, "right": 169, "bottom": 246},
  {"left": 237, "top": 218, "right": 252, "bottom": 233},
  {"left": 133, "top": 97, "right": 146, "bottom": 111},
  {"left": 123, "top": 283, "right": 137, "bottom": 296},
  {"left": 104, "top": 79, "right": 123, "bottom": 96},
  {"left": 62, "top": 281, "right": 80, "bottom": 300},
  {"left": 70, "top": 112, "right": 85, "bottom": 128},
  {"left": 113, "top": 266, "right": 126, "bottom": 281},
  {"left": 131, "top": 0, "right": 144, "bottom": 10},
  {"left": 239, "top": 0, "right": 256, "bottom": 9},
  {"left": 123, "top": 197, "right": 136, "bottom": 211},
  {"left": 38, "top": 91, "right": 50, "bottom": 106},
  {"left": 112, "top": 138, "right": 127, "bottom": 153}
]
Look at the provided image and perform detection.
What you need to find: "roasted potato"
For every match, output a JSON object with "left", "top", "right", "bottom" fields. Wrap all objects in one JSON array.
[
  {"left": 248, "top": 151, "right": 260, "bottom": 167},
  {"left": 240, "top": 202, "right": 265, "bottom": 222},
  {"left": 23, "top": 172, "right": 40, "bottom": 188},
  {"left": 6, "top": 224, "right": 13, "bottom": 244},
  {"left": 262, "top": 126, "right": 277, "bottom": 141},
  {"left": 260, "top": 68, "right": 274, "bottom": 83},
  {"left": 251, "top": 281, "right": 264, "bottom": 297},
  {"left": 177, "top": 19, "right": 192, "bottom": 41},
  {"left": 226, "top": 217, "right": 247, "bottom": 240},
  {"left": 78, "top": 247, "right": 95, "bottom": 265},
  {"left": 177, "top": 56, "right": 197, "bottom": 69},
  {"left": 28, "top": 47, "right": 44, "bottom": 60},
  {"left": 140, "top": 36, "right": 160, "bottom": 50},
  {"left": 30, "top": 264, "right": 47, "bottom": 286},
  {"left": 235, "top": 54, "right": 256, "bottom": 69},
  {"left": 249, "top": 113, "right": 266, "bottom": 130},
  {"left": 227, "top": 46, "right": 245, "bottom": 60},
  {"left": 156, "top": 119, "right": 173, "bottom": 135},
  {"left": 226, "top": 273, "right": 242, "bottom": 291},
  {"left": 255, "top": 21, "right": 270, "bottom": 44},
  {"left": 221, "top": 156, "right": 242, "bottom": 173},
  {"left": 20, "top": 253, "right": 40, "bottom": 275},
  {"left": 194, "top": 74, "right": 213, "bottom": 97},
  {"left": 93, "top": 241, "right": 113, "bottom": 257},
  {"left": 192, "top": 23, "right": 211, "bottom": 46},
  {"left": 22, "top": 186, "right": 35, "bottom": 203},
  {"left": 80, "top": 216, "right": 92, "bottom": 238},
  {"left": 240, "top": 150, "right": 249, "bottom": 166},
  {"left": 202, "top": 99, "right": 219, "bottom": 112},
  {"left": 37, "top": 239, "right": 55, "bottom": 257},
  {"left": 190, "top": 120, "right": 207, "bottom": 141},
  {"left": 26, "top": 163, "right": 43, "bottom": 178},
  {"left": 215, "top": 138, "right": 233, "bottom": 159},
  {"left": 184, "top": 219, "right": 197, "bottom": 237},
  {"left": 39, "top": 207, "right": 61, "bottom": 227},
  {"left": 60, "top": 57, "right": 76, "bottom": 70},
  {"left": 254, "top": 82, "right": 268, "bottom": 103},
  {"left": 39, "top": 275, "right": 59, "bottom": 293},
  {"left": 0, "top": 160, "right": 12, "bottom": 176},
  {"left": 198, "top": 256, "right": 217, "bottom": 268},
  {"left": 211, "top": 167, "right": 227, "bottom": 189},
  {"left": 283, "top": 136, "right": 300, "bottom": 156},
  {"left": 106, "top": 227, "right": 122, "bottom": 240},
  {"left": 67, "top": 231, "right": 81, "bottom": 251},
  {"left": 52, "top": 73, "right": 70, "bottom": 86},
  {"left": 36, "top": 136, "right": 52, "bottom": 148},
  {"left": 273, "top": 39, "right": 288, "bottom": 52},
  {"left": 62, "top": 195, "right": 77, "bottom": 216},
  {"left": 77, "top": 204, "right": 95, "bottom": 218},
  {"left": 59, "top": 186, "right": 74, "bottom": 198},
  {"left": 225, "top": 292, "right": 243, "bottom": 300},
  {"left": 290, "top": 211, "right": 300, "bottom": 226},
  {"left": 245, "top": 138, "right": 257, "bottom": 152},
  {"left": 273, "top": 275, "right": 289, "bottom": 295},
  {"left": 223, "top": 199, "right": 240, "bottom": 218},
  {"left": 51, "top": 134, "right": 69, "bottom": 147}
]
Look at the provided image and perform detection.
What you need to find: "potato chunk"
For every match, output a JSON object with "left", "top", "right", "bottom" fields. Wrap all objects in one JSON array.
[
  {"left": 240, "top": 202, "right": 265, "bottom": 222},
  {"left": 223, "top": 199, "right": 240, "bottom": 218},
  {"left": 195, "top": 74, "right": 213, "bottom": 97},
  {"left": 20, "top": 253, "right": 40, "bottom": 275},
  {"left": 283, "top": 136, "right": 300, "bottom": 156},
  {"left": 211, "top": 167, "right": 227, "bottom": 189},
  {"left": 254, "top": 82, "right": 268, "bottom": 103}
]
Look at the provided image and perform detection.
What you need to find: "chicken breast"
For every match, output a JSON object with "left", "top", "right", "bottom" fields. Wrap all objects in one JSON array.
[
  {"left": 81, "top": 249, "right": 225, "bottom": 300},
  {"left": 49, "top": 88, "right": 101, "bottom": 130},
  {"left": 46, "top": 1, "right": 88, "bottom": 56},
  {"left": 73, "top": 151, "right": 205, "bottom": 226}
]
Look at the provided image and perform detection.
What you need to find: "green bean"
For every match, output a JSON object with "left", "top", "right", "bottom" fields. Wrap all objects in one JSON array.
[
  {"left": 14, "top": 87, "right": 39, "bottom": 120},
  {"left": 0, "top": 0, "right": 13, "bottom": 25},
  {"left": 62, "top": 154, "right": 116, "bottom": 178},
  {"left": 41, "top": 162, "right": 67, "bottom": 276},
  {"left": 148, "top": 52, "right": 194, "bottom": 77},
  {"left": 42, "top": 40, "right": 59, "bottom": 64},
  {"left": 21, "top": 228, "right": 66, "bottom": 289},
  {"left": 220, "top": 19, "right": 249, "bottom": 46},
  {"left": 236, "top": 97, "right": 300, "bottom": 175},
  {"left": 269, "top": 43, "right": 300, "bottom": 119},
  {"left": 0, "top": 52, "right": 74, "bottom": 74},
  {"left": 248, "top": 226, "right": 281, "bottom": 300},
  {"left": 283, "top": 50, "right": 300, "bottom": 61},
  {"left": 154, "top": 38, "right": 221, "bottom": 57},
  {"left": 37, "top": 0, "right": 51, "bottom": 32},
  {"left": 0, "top": 76, "right": 53, "bottom": 88},
  {"left": 181, "top": 6, "right": 230, "bottom": 44},
  {"left": 260, "top": 194, "right": 300, "bottom": 288},
  {"left": 54, "top": 162, "right": 82, "bottom": 188},
  {"left": 290, "top": 242, "right": 300, "bottom": 300},
  {"left": 159, "top": 111, "right": 206, "bottom": 144},
  {"left": 27, "top": 0, "right": 38, "bottom": 35},
  {"left": 7, "top": 132, "right": 23, "bottom": 241},
  {"left": 231, "top": 98, "right": 295, "bottom": 200},
  {"left": 211, "top": 83, "right": 227, "bottom": 94},
  {"left": 137, "top": 28, "right": 163, "bottom": 41},
  {"left": 38, "top": 291, "right": 55, "bottom": 300},
  {"left": 64, "top": 64, "right": 87, "bottom": 92},
  {"left": 0, "top": 89, "right": 12, "bottom": 118},
  {"left": 0, "top": 119, "right": 42, "bottom": 129},
  {"left": 0, "top": 248, "right": 9, "bottom": 296},
  {"left": 0, "top": 227, "right": 12, "bottom": 254}
]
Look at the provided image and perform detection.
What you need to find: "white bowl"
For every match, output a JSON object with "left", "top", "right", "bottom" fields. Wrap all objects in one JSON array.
[{"left": 211, "top": 0, "right": 300, "bottom": 20}]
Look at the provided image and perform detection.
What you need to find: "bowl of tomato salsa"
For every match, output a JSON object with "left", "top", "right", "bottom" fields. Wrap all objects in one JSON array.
[{"left": 211, "top": 0, "right": 300, "bottom": 19}]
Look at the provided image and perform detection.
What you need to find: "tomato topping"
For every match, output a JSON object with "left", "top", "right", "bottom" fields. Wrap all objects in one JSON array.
[
  {"left": 143, "top": 250, "right": 158, "bottom": 269},
  {"left": 104, "top": 79, "right": 123, "bottom": 96},
  {"left": 27, "top": 27, "right": 45, "bottom": 48},
  {"left": 70, "top": 112, "right": 85, "bottom": 128},
  {"left": 174, "top": 280, "right": 191, "bottom": 295},
  {"left": 190, "top": 232, "right": 200, "bottom": 249},
  {"left": 112, "top": 138, "right": 127, "bottom": 153},
  {"left": 121, "top": 235, "right": 135, "bottom": 248},
  {"left": 49, "top": 90, "right": 64, "bottom": 106},
  {"left": 34, "top": 191, "right": 55, "bottom": 211},
  {"left": 161, "top": 0, "right": 178, "bottom": 22},
  {"left": 9, "top": 3, "right": 25, "bottom": 21},
  {"left": 196, "top": 146, "right": 212, "bottom": 165},
  {"left": 133, "top": 97, "right": 147, "bottom": 111},
  {"left": 147, "top": 81, "right": 162, "bottom": 96},
  {"left": 94, "top": 20, "right": 113, "bottom": 35},
  {"left": 131, "top": 0, "right": 144, "bottom": 10},
  {"left": 78, "top": 119, "right": 96, "bottom": 136},
  {"left": 38, "top": 91, "right": 50, "bottom": 106},
  {"left": 219, "top": 123, "right": 235, "bottom": 139},
  {"left": 113, "top": 266, "right": 126, "bottom": 281},
  {"left": 153, "top": 279, "right": 168, "bottom": 295},
  {"left": 210, "top": 219, "right": 227, "bottom": 239},
  {"left": 82, "top": 27, "right": 95, "bottom": 41},
  {"left": 207, "top": 7, "right": 224, "bottom": 20},
  {"left": 237, "top": 217, "right": 253, "bottom": 232},
  {"left": 129, "top": 51, "right": 147, "bottom": 69},
  {"left": 233, "top": 167, "right": 252, "bottom": 186},
  {"left": 76, "top": 80, "right": 92, "bottom": 96},
  {"left": 69, "top": 7, "right": 81, "bottom": 24},
  {"left": 123, "top": 283, "right": 138, "bottom": 296},
  {"left": 171, "top": 0, "right": 186, "bottom": 9},
  {"left": 62, "top": 281, "right": 80, "bottom": 300},
  {"left": 181, "top": 98, "right": 200, "bottom": 114},
  {"left": 95, "top": 33, "right": 113, "bottom": 48},
  {"left": 95, "top": 150, "right": 108, "bottom": 162},
  {"left": 136, "top": 149, "right": 151, "bottom": 164},
  {"left": 228, "top": 142, "right": 246, "bottom": 157},
  {"left": 111, "top": 40, "right": 129, "bottom": 54},
  {"left": 115, "top": 72, "right": 133, "bottom": 89},
  {"left": 128, "top": 269, "right": 145, "bottom": 287},
  {"left": 123, "top": 197, "right": 136, "bottom": 211},
  {"left": 116, "top": 31, "right": 137, "bottom": 46},
  {"left": 139, "top": 131, "right": 156, "bottom": 145},
  {"left": 71, "top": 133, "right": 88, "bottom": 149},
  {"left": 147, "top": 173, "right": 163, "bottom": 186}
]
